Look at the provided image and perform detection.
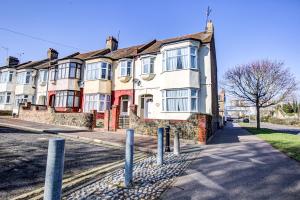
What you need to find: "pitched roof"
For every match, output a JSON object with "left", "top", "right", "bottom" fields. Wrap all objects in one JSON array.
[
  {"left": 17, "top": 59, "right": 49, "bottom": 70},
  {"left": 0, "top": 61, "right": 32, "bottom": 70},
  {"left": 74, "top": 49, "right": 110, "bottom": 60},
  {"left": 77, "top": 31, "right": 212, "bottom": 61}
]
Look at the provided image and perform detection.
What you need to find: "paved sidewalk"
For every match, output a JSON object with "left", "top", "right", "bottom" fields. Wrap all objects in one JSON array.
[
  {"left": 0, "top": 117, "right": 169, "bottom": 153},
  {"left": 162, "top": 122, "right": 300, "bottom": 200}
]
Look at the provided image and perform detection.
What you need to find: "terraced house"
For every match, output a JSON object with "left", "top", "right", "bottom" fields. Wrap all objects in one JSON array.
[{"left": 0, "top": 21, "right": 219, "bottom": 140}]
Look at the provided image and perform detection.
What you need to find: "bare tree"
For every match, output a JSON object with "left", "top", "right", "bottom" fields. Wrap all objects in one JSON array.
[{"left": 224, "top": 60, "right": 297, "bottom": 129}]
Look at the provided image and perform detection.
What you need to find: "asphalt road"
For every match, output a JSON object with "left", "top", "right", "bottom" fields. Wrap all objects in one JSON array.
[
  {"left": 0, "top": 126, "right": 126, "bottom": 200},
  {"left": 260, "top": 122, "right": 300, "bottom": 135}
]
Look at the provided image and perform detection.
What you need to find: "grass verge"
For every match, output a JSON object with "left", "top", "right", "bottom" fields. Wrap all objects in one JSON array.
[{"left": 239, "top": 122, "right": 300, "bottom": 162}]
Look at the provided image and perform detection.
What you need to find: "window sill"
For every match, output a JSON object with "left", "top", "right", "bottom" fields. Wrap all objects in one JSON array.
[
  {"left": 118, "top": 76, "right": 132, "bottom": 83},
  {"left": 160, "top": 111, "right": 199, "bottom": 113},
  {"left": 141, "top": 73, "right": 156, "bottom": 81},
  {"left": 161, "top": 68, "right": 199, "bottom": 74}
]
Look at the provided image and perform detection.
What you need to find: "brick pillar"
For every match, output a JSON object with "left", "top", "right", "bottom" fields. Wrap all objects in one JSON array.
[
  {"left": 198, "top": 115, "right": 207, "bottom": 144},
  {"left": 129, "top": 104, "right": 137, "bottom": 115},
  {"left": 91, "top": 110, "right": 97, "bottom": 130},
  {"left": 110, "top": 105, "right": 119, "bottom": 131},
  {"left": 104, "top": 110, "right": 110, "bottom": 131}
]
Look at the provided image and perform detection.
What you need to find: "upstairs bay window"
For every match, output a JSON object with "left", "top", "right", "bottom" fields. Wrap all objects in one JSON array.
[
  {"left": 84, "top": 93, "right": 111, "bottom": 112},
  {"left": 141, "top": 57, "right": 155, "bottom": 74},
  {"left": 162, "top": 88, "right": 199, "bottom": 112},
  {"left": 119, "top": 60, "right": 132, "bottom": 77},
  {"left": 163, "top": 46, "right": 197, "bottom": 71},
  {"left": 85, "top": 62, "right": 112, "bottom": 80},
  {"left": 55, "top": 90, "right": 80, "bottom": 108},
  {"left": 56, "top": 62, "right": 81, "bottom": 80},
  {"left": 16, "top": 71, "right": 31, "bottom": 84},
  {"left": 0, "top": 71, "right": 14, "bottom": 83},
  {"left": 38, "top": 70, "right": 48, "bottom": 83}
]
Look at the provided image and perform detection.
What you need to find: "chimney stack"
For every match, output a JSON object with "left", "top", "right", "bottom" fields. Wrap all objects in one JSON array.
[
  {"left": 106, "top": 36, "right": 118, "bottom": 51},
  {"left": 206, "top": 20, "right": 214, "bottom": 33},
  {"left": 47, "top": 48, "right": 59, "bottom": 60},
  {"left": 6, "top": 56, "right": 19, "bottom": 67}
]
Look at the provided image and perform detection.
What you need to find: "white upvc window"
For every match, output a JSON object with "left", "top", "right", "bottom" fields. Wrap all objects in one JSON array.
[
  {"left": 85, "top": 62, "right": 112, "bottom": 80},
  {"left": 141, "top": 57, "right": 155, "bottom": 74},
  {"left": 119, "top": 60, "right": 132, "bottom": 77},
  {"left": 56, "top": 63, "right": 81, "bottom": 80},
  {"left": 16, "top": 71, "right": 31, "bottom": 84},
  {"left": 163, "top": 46, "right": 198, "bottom": 71},
  {"left": 162, "top": 88, "right": 199, "bottom": 112},
  {"left": 39, "top": 70, "right": 48, "bottom": 83},
  {"left": 0, "top": 71, "right": 14, "bottom": 83},
  {"left": 84, "top": 93, "right": 111, "bottom": 112},
  {"left": 55, "top": 90, "right": 79, "bottom": 108},
  {"left": 0, "top": 92, "right": 11, "bottom": 104},
  {"left": 15, "top": 94, "right": 29, "bottom": 106}
]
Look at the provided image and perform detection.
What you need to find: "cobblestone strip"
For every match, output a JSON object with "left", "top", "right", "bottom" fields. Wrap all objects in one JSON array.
[{"left": 65, "top": 152, "right": 197, "bottom": 200}]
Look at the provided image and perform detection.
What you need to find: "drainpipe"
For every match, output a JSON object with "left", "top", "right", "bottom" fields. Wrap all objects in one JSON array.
[{"left": 45, "top": 61, "right": 50, "bottom": 106}]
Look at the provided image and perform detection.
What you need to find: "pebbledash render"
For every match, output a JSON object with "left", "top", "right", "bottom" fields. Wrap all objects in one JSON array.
[{"left": 0, "top": 21, "right": 219, "bottom": 130}]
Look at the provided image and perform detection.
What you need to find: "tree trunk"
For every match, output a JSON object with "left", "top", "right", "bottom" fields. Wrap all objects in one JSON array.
[{"left": 256, "top": 105, "right": 260, "bottom": 129}]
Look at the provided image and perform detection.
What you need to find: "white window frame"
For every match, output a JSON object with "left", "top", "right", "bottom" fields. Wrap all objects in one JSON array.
[
  {"left": 16, "top": 71, "right": 31, "bottom": 84},
  {"left": 163, "top": 46, "right": 198, "bottom": 71},
  {"left": 141, "top": 56, "right": 155, "bottom": 74},
  {"left": 39, "top": 70, "right": 48, "bottom": 83},
  {"left": 119, "top": 60, "right": 132, "bottom": 77},
  {"left": 85, "top": 62, "right": 112, "bottom": 81},
  {"left": 161, "top": 88, "right": 199, "bottom": 112},
  {"left": 15, "top": 94, "right": 29, "bottom": 106},
  {"left": 84, "top": 93, "right": 111, "bottom": 112}
]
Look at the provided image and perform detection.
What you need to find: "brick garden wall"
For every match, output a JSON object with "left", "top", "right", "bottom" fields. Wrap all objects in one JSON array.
[
  {"left": 18, "top": 103, "right": 94, "bottom": 129},
  {"left": 129, "top": 106, "right": 214, "bottom": 144}
]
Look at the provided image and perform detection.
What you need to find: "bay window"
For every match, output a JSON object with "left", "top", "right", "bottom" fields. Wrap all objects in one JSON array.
[
  {"left": 163, "top": 46, "right": 198, "bottom": 71},
  {"left": 120, "top": 60, "right": 132, "bottom": 77},
  {"left": 16, "top": 71, "right": 31, "bottom": 84},
  {"left": 50, "top": 68, "right": 57, "bottom": 81},
  {"left": 141, "top": 57, "right": 155, "bottom": 74},
  {"left": 162, "top": 88, "right": 199, "bottom": 112},
  {"left": 39, "top": 70, "right": 48, "bottom": 83},
  {"left": 0, "top": 92, "right": 11, "bottom": 104},
  {"left": 85, "top": 62, "right": 112, "bottom": 80},
  {"left": 55, "top": 90, "right": 80, "bottom": 108},
  {"left": 84, "top": 93, "right": 111, "bottom": 112},
  {"left": 56, "top": 62, "right": 81, "bottom": 80},
  {"left": 0, "top": 71, "right": 14, "bottom": 83},
  {"left": 15, "top": 95, "right": 29, "bottom": 106}
]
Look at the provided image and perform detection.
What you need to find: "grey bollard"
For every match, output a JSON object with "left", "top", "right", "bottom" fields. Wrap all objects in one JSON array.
[
  {"left": 44, "top": 138, "right": 65, "bottom": 200},
  {"left": 157, "top": 127, "right": 164, "bottom": 165},
  {"left": 174, "top": 128, "right": 180, "bottom": 155},
  {"left": 165, "top": 126, "right": 171, "bottom": 152},
  {"left": 124, "top": 129, "right": 134, "bottom": 187}
]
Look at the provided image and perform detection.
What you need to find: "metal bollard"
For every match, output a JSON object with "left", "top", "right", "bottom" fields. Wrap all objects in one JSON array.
[
  {"left": 124, "top": 129, "right": 134, "bottom": 187},
  {"left": 157, "top": 127, "right": 164, "bottom": 165},
  {"left": 44, "top": 138, "right": 65, "bottom": 200},
  {"left": 174, "top": 128, "right": 180, "bottom": 155},
  {"left": 165, "top": 126, "right": 171, "bottom": 152}
]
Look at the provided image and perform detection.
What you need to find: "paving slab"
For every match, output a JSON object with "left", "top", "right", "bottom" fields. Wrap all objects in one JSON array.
[{"left": 162, "top": 122, "right": 300, "bottom": 200}]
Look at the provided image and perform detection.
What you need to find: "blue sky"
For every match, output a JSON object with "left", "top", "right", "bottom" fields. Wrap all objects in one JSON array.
[{"left": 0, "top": 0, "right": 300, "bottom": 83}]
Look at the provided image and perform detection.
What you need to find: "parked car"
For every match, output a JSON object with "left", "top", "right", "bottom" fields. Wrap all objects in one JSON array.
[
  {"left": 243, "top": 118, "right": 250, "bottom": 123},
  {"left": 227, "top": 117, "right": 233, "bottom": 122}
]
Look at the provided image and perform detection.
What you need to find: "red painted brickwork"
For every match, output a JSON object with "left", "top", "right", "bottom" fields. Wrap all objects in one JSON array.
[
  {"left": 111, "top": 89, "right": 134, "bottom": 106},
  {"left": 110, "top": 105, "right": 119, "bottom": 131}
]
